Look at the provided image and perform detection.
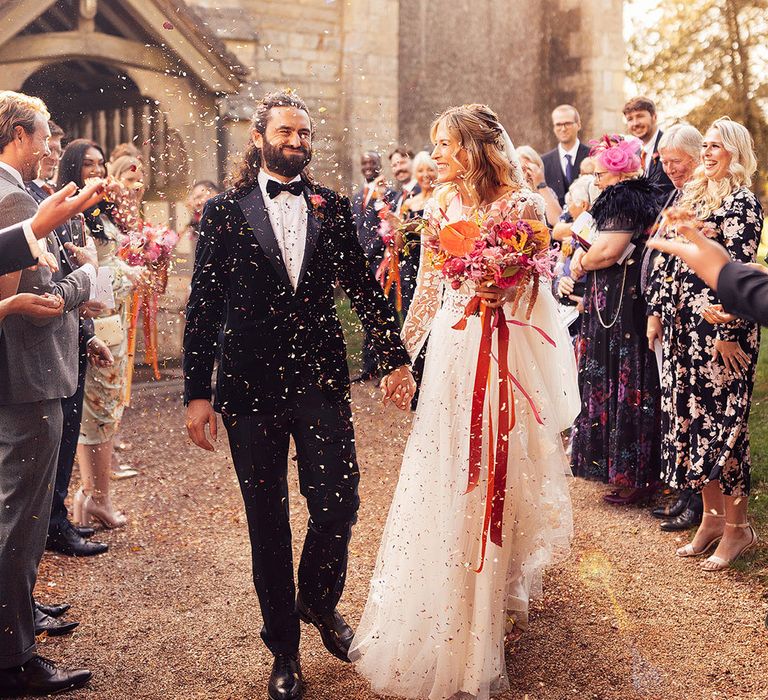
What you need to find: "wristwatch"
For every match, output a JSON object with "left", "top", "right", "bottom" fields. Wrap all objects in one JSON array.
[{"left": 535, "top": 182, "right": 547, "bottom": 190}]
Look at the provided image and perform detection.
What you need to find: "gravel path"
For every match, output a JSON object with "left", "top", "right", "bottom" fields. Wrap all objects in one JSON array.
[{"left": 37, "top": 378, "right": 768, "bottom": 700}]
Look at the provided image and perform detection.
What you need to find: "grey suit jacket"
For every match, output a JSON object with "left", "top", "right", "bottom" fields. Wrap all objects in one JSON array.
[{"left": 0, "top": 169, "right": 91, "bottom": 405}]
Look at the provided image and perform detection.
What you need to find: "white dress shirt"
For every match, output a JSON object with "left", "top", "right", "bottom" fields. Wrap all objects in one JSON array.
[
  {"left": 642, "top": 130, "right": 660, "bottom": 175},
  {"left": 258, "top": 170, "right": 308, "bottom": 290},
  {"left": 558, "top": 141, "right": 581, "bottom": 178}
]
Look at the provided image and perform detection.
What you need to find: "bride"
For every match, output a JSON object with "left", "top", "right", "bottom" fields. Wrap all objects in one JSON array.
[{"left": 349, "top": 104, "right": 580, "bottom": 699}]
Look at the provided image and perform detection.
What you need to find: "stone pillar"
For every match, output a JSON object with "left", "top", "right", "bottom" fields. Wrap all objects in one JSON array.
[{"left": 338, "top": 0, "right": 400, "bottom": 190}]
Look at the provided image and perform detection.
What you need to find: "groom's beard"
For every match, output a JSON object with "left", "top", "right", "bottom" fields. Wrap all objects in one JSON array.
[{"left": 261, "top": 140, "right": 312, "bottom": 179}]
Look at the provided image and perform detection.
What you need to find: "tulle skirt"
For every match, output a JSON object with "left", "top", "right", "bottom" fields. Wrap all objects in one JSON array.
[{"left": 350, "top": 286, "right": 579, "bottom": 699}]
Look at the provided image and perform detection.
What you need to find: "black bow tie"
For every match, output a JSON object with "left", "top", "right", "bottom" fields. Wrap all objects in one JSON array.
[{"left": 266, "top": 179, "right": 303, "bottom": 199}]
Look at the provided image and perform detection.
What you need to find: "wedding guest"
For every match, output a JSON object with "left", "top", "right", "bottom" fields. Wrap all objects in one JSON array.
[
  {"left": 651, "top": 118, "right": 762, "bottom": 571},
  {"left": 59, "top": 140, "right": 140, "bottom": 529},
  {"left": 109, "top": 141, "right": 143, "bottom": 164},
  {"left": 623, "top": 96, "right": 674, "bottom": 194},
  {"left": 648, "top": 228, "right": 768, "bottom": 327},
  {"left": 542, "top": 104, "right": 591, "bottom": 206},
  {"left": 569, "top": 134, "right": 663, "bottom": 505},
  {"left": 389, "top": 147, "right": 420, "bottom": 313},
  {"left": 25, "top": 126, "right": 113, "bottom": 558},
  {"left": 351, "top": 151, "right": 395, "bottom": 381},
  {"left": 185, "top": 180, "right": 222, "bottom": 242},
  {"left": 644, "top": 124, "right": 705, "bottom": 532},
  {"left": 0, "top": 91, "right": 94, "bottom": 696},
  {"left": 516, "top": 145, "right": 562, "bottom": 225}
]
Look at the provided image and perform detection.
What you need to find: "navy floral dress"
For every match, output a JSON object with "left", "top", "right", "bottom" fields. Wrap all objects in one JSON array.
[
  {"left": 648, "top": 188, "right": 762, "bottom": 497},
  {"left": 571, "top": 178, "right": 663, "bottom": 487}
]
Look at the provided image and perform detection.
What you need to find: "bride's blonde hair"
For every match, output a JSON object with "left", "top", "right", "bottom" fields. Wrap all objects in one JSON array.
[
  {"left": 430, "top": 104, "right": 522, "bottom": 209},
  {"left": 679, "top": 117, "right": 757, "bottom": 219}
]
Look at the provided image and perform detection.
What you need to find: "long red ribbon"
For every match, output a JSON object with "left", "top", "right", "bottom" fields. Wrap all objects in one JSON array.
[{"left": 453, "top": 297, "right": 557, "bottom": 573}]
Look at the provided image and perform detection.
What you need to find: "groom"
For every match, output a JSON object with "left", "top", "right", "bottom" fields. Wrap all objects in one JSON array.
[{"left": 183, "top": 91, "right": 414, "bottom": 700}]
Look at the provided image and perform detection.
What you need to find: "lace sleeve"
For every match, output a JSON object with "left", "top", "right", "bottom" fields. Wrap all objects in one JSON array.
[{"left": 401, "top": 214, "right": 442, "bottom": 361}]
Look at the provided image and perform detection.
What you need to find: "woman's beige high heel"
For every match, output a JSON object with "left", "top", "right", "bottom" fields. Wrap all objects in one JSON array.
[
  {"left": 80, "top": 494, "right": 127, "bottom": 529},
  {"left": 71, "top": 487, "right": 87, "bottom": 527},
  {"left": 701, "top": 522, "right": 758, "bottom": 572},
  {"left": 675, "top": 512, "right": 724, "bottom": 557}
]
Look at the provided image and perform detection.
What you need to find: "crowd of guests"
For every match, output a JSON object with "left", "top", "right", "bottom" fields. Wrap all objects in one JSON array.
[
  {"left": 0, "top": 89, "right": 222, "bottom": 696},
  {"left": 351, "top": 95, "right": 764, "bottom": 577},
  {"left": 0, "top": 83, "right": 765, "bottom": 697}
]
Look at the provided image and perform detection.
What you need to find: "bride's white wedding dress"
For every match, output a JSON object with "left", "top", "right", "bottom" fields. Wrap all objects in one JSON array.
[{"left": 349, "top": 190, "right": 580, "bottom": 700}]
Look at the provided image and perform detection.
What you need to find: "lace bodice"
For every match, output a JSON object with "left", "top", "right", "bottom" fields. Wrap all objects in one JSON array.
[{"left": 401, "top": 189, "right": 546, "bottom": 360}]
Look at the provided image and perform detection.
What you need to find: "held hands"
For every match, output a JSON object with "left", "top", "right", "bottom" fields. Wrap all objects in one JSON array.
[
  {"left": 30, "top": 181, "right": 106, "bottom": 240},
  {"left": 379, "top": 365, "right": 416, "bottom": 411},
  {"left": 186, "top": 398, "right": 218, "bottom": 451}
]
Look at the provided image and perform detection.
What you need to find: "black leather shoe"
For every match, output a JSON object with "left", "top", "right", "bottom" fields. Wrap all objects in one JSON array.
[
  {"left": 33, "top": 609, "right": 78, "bottom": 637},
  {"left": 46, "top": 522, "right": 108, "bottom": 557},
  {"left": 651, "top": 490, "right": 691, "bottom": 519},
  {"left": 34, "top": 601, "right": 70, "bottom": 618},
  {"left": 661, "top": 506, "right": 703, "bottom": 532},
  {"left": 296, "top": 596, "right": 354, "bottom": 662},
  {"left": 75, "top": 526, "right": 95, "bottom": 538},
  {"left": 350, "top": 372, "right": 375, "bottom": 384},
  {"left": 267, "top": 654, "right": 303, "bottom": 700},
  {"left": 0, "top": 655, "right": 91, "bottom": 697}
]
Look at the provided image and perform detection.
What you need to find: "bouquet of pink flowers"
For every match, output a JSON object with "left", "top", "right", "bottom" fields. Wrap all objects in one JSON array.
[
  {"left": 119, "top": 221, "right": 179, "bottom": 267},
  {"left": 423, "top": 200, "right": 557, "bottom": 318}
]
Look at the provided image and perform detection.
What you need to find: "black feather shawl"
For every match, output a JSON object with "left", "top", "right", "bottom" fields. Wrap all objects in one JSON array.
[{"left": 590, "top": 177, "right": 665, "bottom": 236}]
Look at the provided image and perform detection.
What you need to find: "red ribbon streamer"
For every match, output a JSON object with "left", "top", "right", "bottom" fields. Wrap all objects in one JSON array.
[{"left": 452, "top": 296, "right": 556, "bottom": 573}]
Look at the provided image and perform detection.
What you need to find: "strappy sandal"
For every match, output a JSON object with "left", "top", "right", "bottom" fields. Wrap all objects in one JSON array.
[
  {"left": 701, "top": 522, "right": 758, "bottom": 572},
  {"left": 675, "top": 512, "right": 724, "bottom": 557}
]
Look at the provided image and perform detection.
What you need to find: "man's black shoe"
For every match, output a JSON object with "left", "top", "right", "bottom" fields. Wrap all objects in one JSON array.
[
  {"left": 46, "top": 523, "right": 108, "bottom": 557},
  {"left": 350, "top": 372, "right": 375, "bottom": 384},
  {"left": 267, "top": 654, "right": 303, "bottom": 700},
  {"left": 661, "top": 506, "right": 703, "bottom": 532},
  {"left": 651, "top": 489, "right": 691, "bottom": 519},
  {"left": 33, "top": 609, "right": 78, "bottom": 637},
  {"left": 34, "top": 601, "right": 70, "bottom": 619},
  {"left": 296, "top": 597, "right": 353, "bottom": 662},
  {"left": 0, "top": 655, "right": 91, "bottom": 697},
  {"left": 74, "top": 526, "right": 95, "bottom": 538}
]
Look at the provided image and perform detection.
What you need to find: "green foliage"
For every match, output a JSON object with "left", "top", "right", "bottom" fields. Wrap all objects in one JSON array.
[{"left": 627, "top": 0, "right": 768, "bottom": 191}]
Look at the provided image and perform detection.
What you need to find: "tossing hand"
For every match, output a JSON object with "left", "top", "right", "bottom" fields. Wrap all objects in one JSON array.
[
  {"left": 702, "top": 303, "right": 737, "bottom": 325},
  {"left": 87, "top": 336, "right": 114, "bottom": 368},
  {"left": 63, "top": 241, "right": 98, "bottom": 269},
  {"left": 0, "top": 292, "right": 63, "bottom": 322},
  {"left": 186, "top": 398, "right": 218, "bottom": 451},
  {"left": 645, "top": 221, "right": 730, "bottom": 291},
  {"left": 30, "top": 181, "right": 106, "bottom": 240},
  {"left": 80, "top": 300, "right": 107, "bottom": 319},
  {"left": 379, "top": 365, "right": 416, "bottom": 411}
]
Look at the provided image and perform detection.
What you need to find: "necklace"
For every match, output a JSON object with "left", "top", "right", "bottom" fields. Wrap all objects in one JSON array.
[{"left": 593, "top": 263, "right": 628, "bottom": 329}]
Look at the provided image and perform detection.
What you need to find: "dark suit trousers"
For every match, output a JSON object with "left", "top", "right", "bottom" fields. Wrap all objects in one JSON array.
[
  {"left": 48, "top": 333, "right": 88, "bottom": 532},
  {"left": 223, "top": 384, "right": 360, "bottom": 656},
  {"left": 0, "top": 399, "right": 63, "bottom": 668}
]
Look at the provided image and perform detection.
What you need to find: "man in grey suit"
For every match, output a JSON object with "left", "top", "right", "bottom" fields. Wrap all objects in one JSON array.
[{"left": 0, "top": 91, "right": 97, "bottom": 697}]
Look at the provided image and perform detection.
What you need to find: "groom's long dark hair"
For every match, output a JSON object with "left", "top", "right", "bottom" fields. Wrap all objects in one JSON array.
[{"left": 232, "top": 90, "right": 315, "bottom": 192}]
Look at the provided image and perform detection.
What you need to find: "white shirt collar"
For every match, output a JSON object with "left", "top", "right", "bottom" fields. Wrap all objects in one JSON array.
[
  {"left": 558, "top": 140, "right": 581, "bottom": 160},
  {"left": 0, "top": 161, "right": 25, "bottom": 188},
  {"left": 402, "top": 178, "right": 418, "bottom": 193},
  {"left": 257, "top": 169, "right": 302, "bottom": 200}
]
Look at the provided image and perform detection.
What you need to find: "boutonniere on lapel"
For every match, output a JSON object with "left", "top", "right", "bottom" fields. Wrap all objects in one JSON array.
[
  {"left": 309, "top": 193, "right": 327, "bottom": 221},
  {"left": 652, "top": 152, "right": 660, "bottom": 164}
]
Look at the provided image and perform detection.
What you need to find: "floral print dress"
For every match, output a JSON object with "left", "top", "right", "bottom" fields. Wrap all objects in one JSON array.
[
  {"left": 571, "top": 178, "right": 663, "bottom": 487},
  {"left": 647, "top": 187, "right": 763, "bottom": 497}
]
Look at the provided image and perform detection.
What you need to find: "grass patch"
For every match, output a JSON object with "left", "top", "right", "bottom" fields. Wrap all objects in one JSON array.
[{"left": 335, "top": 289, "right": 363, "bottom": 376}]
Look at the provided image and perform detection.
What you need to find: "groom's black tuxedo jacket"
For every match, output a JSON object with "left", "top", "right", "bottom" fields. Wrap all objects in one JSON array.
[{"left": 183, "top": 180, "right": 410, "bottom": 415}]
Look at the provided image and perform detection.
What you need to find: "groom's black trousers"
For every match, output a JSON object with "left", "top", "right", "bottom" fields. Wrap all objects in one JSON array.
[{"left": 223, "top": 384, "right": 359, "bottom": 657}]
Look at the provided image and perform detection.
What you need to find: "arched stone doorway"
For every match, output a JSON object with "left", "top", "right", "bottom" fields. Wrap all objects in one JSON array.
[{"left": 22, "top": 60, "right": 188, "bottom": 200}]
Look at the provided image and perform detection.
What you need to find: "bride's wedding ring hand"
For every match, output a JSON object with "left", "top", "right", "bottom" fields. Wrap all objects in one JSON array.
[{"left": 475, "top": 285, "right": 507, "bottom": 308}]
